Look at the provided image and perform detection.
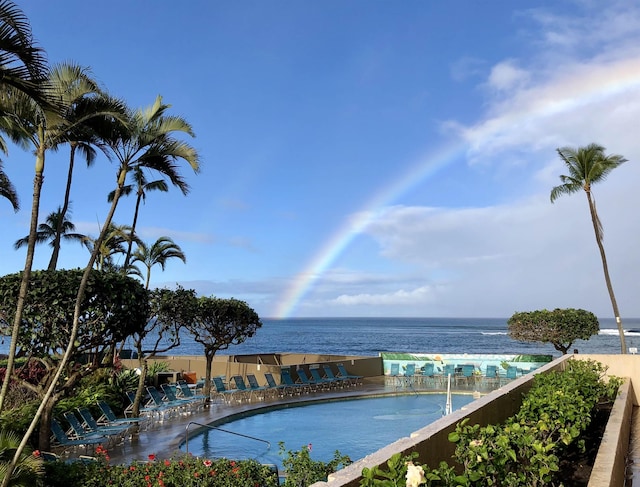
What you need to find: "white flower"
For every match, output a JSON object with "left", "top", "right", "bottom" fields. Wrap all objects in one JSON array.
[{"left": 405, "top": 462, "right": 426, "bottom": 487}]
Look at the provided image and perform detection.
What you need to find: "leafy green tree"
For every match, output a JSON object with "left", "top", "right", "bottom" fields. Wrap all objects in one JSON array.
[
  {"left": 131, "top": 236, "right": 186, "bottom": 289},
  {"left": 129, "top": 287, "right": 199, "bottom": 416},
  {"left": 185, "top": 297, "right": 262, "bottom": 402},
  {"left": 551, "top": 143, "right": 627, "bottom": 353},
  {"left": 0, "top": 269, "right": 149, "bottom": 450},
  {"left": 508, "top": 308, "right": 599, "bottom": 354},
  {"left": 13, "top": 206, "right": 86, "bottom": 268}
]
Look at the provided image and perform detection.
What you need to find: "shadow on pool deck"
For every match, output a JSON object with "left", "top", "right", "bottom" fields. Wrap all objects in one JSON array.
[{"left": 105, "top": 376, "right": 483, "bottom": 465}]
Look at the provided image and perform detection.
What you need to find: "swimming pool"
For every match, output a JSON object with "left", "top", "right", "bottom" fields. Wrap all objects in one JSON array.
[{"left": 181, "top": 393, "right": 476, "bottom": 469}]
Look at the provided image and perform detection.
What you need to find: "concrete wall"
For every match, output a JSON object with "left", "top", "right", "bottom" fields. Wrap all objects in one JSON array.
[{"left": 120, "top": 353, "right": 382, "bottom": 386}]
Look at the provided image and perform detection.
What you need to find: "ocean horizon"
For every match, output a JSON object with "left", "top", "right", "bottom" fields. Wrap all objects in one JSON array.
[{"left": 2, "top": 317, "right": 637, "bottom": 359}]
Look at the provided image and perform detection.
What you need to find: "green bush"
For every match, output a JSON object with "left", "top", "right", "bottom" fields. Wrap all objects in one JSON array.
[
  {"left": 279, "top": 442, "right": 351, "bottom": 487},
  {"left": 42, "top": 447, "right": 279, "bottom": 487},
  {"left": 361, "top": 359, "right": 622, "bottom": 486}
]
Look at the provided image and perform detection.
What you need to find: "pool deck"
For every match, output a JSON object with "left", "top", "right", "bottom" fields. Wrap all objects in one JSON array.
[{"left": 104, "top": 376, "right": 476, "bottom": 465}]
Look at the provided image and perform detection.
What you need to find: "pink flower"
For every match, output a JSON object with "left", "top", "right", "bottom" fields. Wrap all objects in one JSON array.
[
  {"left": 148, "top": 453, "right": 156, "bottom": 461},
  {"left": 203, "top": 459, "right": 212, "bottom": 467}
]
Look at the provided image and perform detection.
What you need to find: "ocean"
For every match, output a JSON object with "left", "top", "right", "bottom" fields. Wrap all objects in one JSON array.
[
  {"left": 1, "top": 317, "right": 637, "bottom": 358},
  {"left": 124, "top": 316, "right": 640, "bottom": 358}
]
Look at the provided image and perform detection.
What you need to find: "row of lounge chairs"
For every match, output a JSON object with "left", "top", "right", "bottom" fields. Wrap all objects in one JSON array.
[
  {"left": 50, "top": 400, "right": 146, "bottom": 455},
  {"left": 124, "top": 380, "right": 207, "bottom": 421},
  {"left": 210, "top": 363, "right": 363, "bottom": 403},
  {"left": 388, "top": 362, "right": 521, "bottom": 389}
]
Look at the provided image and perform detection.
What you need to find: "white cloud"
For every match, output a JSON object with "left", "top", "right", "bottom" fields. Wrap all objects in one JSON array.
[{"left": 486, "top": 61, "right": 529, "bottom": 93}]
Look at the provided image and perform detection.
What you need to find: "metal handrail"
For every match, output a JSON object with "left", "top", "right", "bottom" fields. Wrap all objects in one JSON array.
[{"left": 184, "top": 421, "right": 271, "bottom": 454}]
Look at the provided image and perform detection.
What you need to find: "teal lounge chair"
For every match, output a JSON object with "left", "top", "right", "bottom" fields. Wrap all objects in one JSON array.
[
  {"left": 97, "top": 400, "right": 147, "bottom": 429},
  {"left": 212, "top": 376, "right": 245, "bottom": 403},
  {"left": 309, "top": 367, "right": 339, "bottom": 389},
  {"left": 336, "top": 363, "right": 363, "bottom": 385},
  {"left": 77, "top": 408, "right": 131, "bottom": 439},
  {"left": 246, "top": 374, "right": 271, "bottom": 399},
  {"left": 280, "top": 368, "right": 310, "bottom": 394},
  {"left": 322, "top": 364, "right": 353, "bottom": 387},
  {"left": 230, "top": 376, "right": 256, "bottom": 401},
  {"left": 50, "top": 419, "right": 106, "bottom": 454},
  {"left": 176, "top": 380, "right": 207, "bottom": 402},
  {"left": 295, "top": 367, "right": 325, "bottom": 392},
  {"left": 264, "top": 372, "right": 292, "bottom": 396}
]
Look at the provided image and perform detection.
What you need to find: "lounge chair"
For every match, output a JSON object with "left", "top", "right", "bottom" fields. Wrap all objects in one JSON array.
[
  {"left": 404, "top": 363, "right": 417, "bottom": 388},
  {"left": 63, "top": 411, "right": 118, "bottom": 447},
  {"left": 322, "top": 364, "right": 354, "bottom": 387},
  {"left": 294, "top": 367, "right": 325, "bottom": 392},
  {"left": 264, "top": 372, "right": 293, "bottom": 396},
  {"left": 230, "top": 375, "right": 258, "bottom": 401},
  {"left": 161, "top": 383, "right": 201, "bottom": 411},
  {"left": 145, "top": 386, "right": 186, "bottom": 418},
  {"left": 77, "top": 408, "right": 131, "bottom": 440},
  {"left": 280, "top": 368, "right": 310, "bottom": 394},
  {"left": 97, "top": 400, "right": 147, "bottom": 429},
  {"left": 336, "top": 363, "right": 363, "bottom": 385},
  {"left": 176, "top": 379, "right": 207, "bottom": 402},
  {"left": 484, "top": 365, "right": 499, "bottom": 388},
  {"left": 212, "top": 376, "right": 246, "bottom": 403},
  {"left": 124, "top": 390, "right": 162, "bottom": 419},
  {"left": 309, "top": 367, "right": 339, "bottom": 389},
  {"left": 50, "top": 419, "right": 106, "bottom": 454},
  {"left": 457, "top": 364, "right": 476, "bottom": 387},
  {"left": 246, "top": 373, "right": 272, "bottom": 399}
]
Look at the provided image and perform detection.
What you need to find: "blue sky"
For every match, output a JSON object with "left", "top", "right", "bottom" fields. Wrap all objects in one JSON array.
[{"left": 3, "top": 1, "right": 640, "bottom": 318}]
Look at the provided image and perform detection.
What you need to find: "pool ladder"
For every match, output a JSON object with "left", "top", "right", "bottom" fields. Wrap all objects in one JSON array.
[{"left": 183, "top": 421, "right": 271, "bottom": 454}]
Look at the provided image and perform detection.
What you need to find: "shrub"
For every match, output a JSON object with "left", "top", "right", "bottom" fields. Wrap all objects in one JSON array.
[
  {"left": 360, "top": 359, "right": 622, "bottom": 486},
  {"left": 279, "top": 442, "right": 352, "bottom": 487},
  {"left": 42, "top": 448, "right": 279, "bottom": 487}
]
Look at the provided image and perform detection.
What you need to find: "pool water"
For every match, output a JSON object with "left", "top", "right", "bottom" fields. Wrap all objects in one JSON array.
[{"left": 182, "top": 393, "right": 476, "bottom": 469}]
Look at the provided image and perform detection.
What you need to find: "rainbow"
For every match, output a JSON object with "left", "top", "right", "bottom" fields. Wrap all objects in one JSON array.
[
  {"left": 274, "top": 141, "right": 466, "bottom": 318},
  {"left": 274, "top": 56, "right": 640, "bottom": 318}
]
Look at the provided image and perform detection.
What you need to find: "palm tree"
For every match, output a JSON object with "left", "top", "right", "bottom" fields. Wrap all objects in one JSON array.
[
  {"left": 13, "top": 206, "right": 86, "bottom": 268},
  {"left": 550, "top": 143, "right": 627, "bottom": 354},
  {"left": 108, "top": 166, "right": 172, "bottom": 270},
  {"left": 131, "top": 237, "right": 186, "bottom": 289},
  {"left": 0, "top": 63, "right": 116, "bottom": 416},
  {"left": 0, "top": 0, "right": 48, "bottom": 107},
  {"left": 83, "top": 222, "right": 136, "bottom": 271},
  {"left": 0, "top": 160, "right": 18, "bottom": 210}
]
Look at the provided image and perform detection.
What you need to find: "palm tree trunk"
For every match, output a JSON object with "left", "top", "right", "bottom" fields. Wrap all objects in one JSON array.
[
  {"left": 4, "top": 177, "right": 126, "bottom": 487},
  {"left": 586, "top": 191, "right": 627, "bottom": 354},
  {"left": 123, "top": 192, "right": 142, "bottom": 270},
  {"left": 48, "top": 143, "right": 77, "bottom": 271},
  {"left": 0, "top": 145, "right": 45, "bottom": 415}
]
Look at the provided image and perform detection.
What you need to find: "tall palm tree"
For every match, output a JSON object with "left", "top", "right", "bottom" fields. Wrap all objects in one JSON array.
[
  {"left": 49, "top": 85, "right": 126, "bottom": 271},
  {"left": 550, "top": 143, "right": 627, "bottom": 354},
  {"left": 131, "top": 236, "right": 186, "bottom": 289},
  {"left": 108, "top": 166, "right": 171, "bottom": 270},
  {"left": 0, "top": 63, "right": 117, "bottom": 416},
  {"left": 14, "top": 206, "right": 86, "bottom": 269}
]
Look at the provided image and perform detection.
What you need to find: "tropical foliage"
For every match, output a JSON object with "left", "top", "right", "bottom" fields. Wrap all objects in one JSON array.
[{"left": 551, "top": 143, "right": 627, "bottom": 353}]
